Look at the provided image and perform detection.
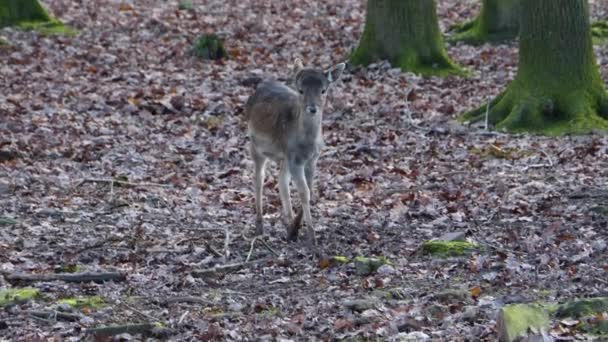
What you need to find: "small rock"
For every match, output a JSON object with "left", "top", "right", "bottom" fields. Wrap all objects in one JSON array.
[
  {"left": 395, "top": 331, "right": 430, "bottom": 340},
  {"left": 376, "top": 264, "right": 396, "bottom": 276},
  {"left": 461, "top": 306, "right": 480, "bottom": 323},
  {"left": 433, "top": 288, "right": 472, "bottom": 304},
  {"left": 0, "top": 150, "right": 18, "bottom": 162},
  {"left": 0, "top": 180, "right": 10, "bottom": 194},
  {"left": 343, "top": 298, "right": 377, "bottom": 312},
  {"left": 354, "top": 256, "right": 389, "bottom": 276},
  {"left": 436, "top": 231, "right": 466, "bottom": 242},
  {"left": 228, "top": 302, "right": 244, "bottom": 312}
]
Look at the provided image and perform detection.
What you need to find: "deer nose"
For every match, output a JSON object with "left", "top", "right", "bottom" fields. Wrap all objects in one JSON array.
[{"left": 306, "top": 106, "right": 318, "bottom": 114}]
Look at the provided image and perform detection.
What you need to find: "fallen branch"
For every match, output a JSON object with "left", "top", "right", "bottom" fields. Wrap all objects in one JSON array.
[
  {"left": 245, "top": 237, "right": 258, "bottom": 262},
  {"left": 27, "top": 310, "right": 81, "bottom": 322},
  {"left": 73, "top": 236, "right": 122, "bottom": 255},
  {"left": 191, "top": 260, "right": 264, "bottom": 277},
  {"left": 258, "top": 238, "right": 280, "bottom": 258},
  {"left": 87, "top": 323, "right": 171, "bottom": 337},
  {"left": 162, "top": 296, "right": 215, "bottom": 306},
  {"left": 77, "top": 178, "right": 171, "bottom": 188},
  {"left": 4, "top": 272, "right": 126, "bottom": 284}
]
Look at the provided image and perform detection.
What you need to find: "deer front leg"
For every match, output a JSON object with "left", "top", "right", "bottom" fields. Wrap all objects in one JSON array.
[
  {"left": 304, "top": 155, "right": 318, "bottom": 203},
  {"left": 252, "top": 147, "right": 267, "bottom": 235},
  {"left": 290, "top": 164, "right": 316, "bottom": 251},
  {"left": 278, "top": 160, "right": 294, "bottom": 225}
]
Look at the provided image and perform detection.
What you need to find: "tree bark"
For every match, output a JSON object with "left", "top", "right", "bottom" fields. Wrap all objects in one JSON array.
[
  {"left": 0, "top": 0, "right": 51, "bottom": 28},
  {"left": 450, "top": 0, "right": 520, "bottom": 44},
  {"left": 350, "top": 0, "right": 462, "bottom": 76},
  {"left": 462, "top": 0, "right": 608, "bottom": 134}
]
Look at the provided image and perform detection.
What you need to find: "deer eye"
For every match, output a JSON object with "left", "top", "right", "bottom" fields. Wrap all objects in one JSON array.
[
  {"left": 321, "top": 89, "right": 326, "bottom": 94},
  {"left": 298, "top": 89, "right": 304, "bottom": 95}
]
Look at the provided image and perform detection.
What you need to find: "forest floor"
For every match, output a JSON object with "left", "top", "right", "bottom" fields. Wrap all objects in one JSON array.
[{"left": 1, "top": 0, "right": 608, "bottom": 340}]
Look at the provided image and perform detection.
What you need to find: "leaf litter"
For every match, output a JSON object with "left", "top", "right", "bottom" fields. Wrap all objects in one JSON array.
[{"left": 0, "top": 0, "right": 608, "bottom": 340}]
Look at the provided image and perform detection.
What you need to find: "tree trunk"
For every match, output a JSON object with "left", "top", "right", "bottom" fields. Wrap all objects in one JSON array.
[
  {"left": 450, "top": 0, "right": 520, "bottom": 44},
  {"left": 0, "top": 0, "right": 51, "bottom": 28},
  {"left": 462, "top": 0, "right": 608, "bottom": 134},
  {"left": 350, "top": 0, "right": 462, "bottom": 76}
]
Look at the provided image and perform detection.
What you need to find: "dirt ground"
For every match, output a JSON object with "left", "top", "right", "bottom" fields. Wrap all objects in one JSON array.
[{"left": 1, "top": 0, "right": 607, "bottom": 340}]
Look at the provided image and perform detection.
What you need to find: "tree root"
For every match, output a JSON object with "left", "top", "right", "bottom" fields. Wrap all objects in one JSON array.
[
  {"left": 461, "top": 84, "right": 608, "bottom": 135},
  {"left": 448, "top": 19, "right": 517, "bottom": 45}
]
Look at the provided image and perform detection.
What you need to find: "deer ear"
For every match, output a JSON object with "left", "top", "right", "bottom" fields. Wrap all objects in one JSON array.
[
  {"left": 293, "top": 58, "right": 304, "bottom": 73},
  {"left": 326, "top": 63, "right": 346, "bottom": 83}
]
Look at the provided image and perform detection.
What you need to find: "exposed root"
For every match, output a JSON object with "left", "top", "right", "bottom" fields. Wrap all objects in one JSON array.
[{"left": 461, "top": 84, "right": 608, "bottom": 135}]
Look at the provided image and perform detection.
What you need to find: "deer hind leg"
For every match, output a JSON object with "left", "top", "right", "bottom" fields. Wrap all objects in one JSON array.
[{"left": 252, "top": 145, "right": 267, "bottom": 235}]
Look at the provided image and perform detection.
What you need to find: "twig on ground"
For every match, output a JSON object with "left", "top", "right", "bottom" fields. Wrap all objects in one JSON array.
[
  {"left": 77, "top": 178, "right": 171, "bottom": 188},
  {"left": 484, "top": 99, "right": 490, "bottom": 131},
  {"left": 74, "top": 236, "right": 121, "bottom": 255},
  {"left": 245, "top": 237, "right": 258, "bottom": 262},
  {"left": 178, "top": 310, "right": 190, "bottom": 325},
  {"left": 224, "top": 228, "right": 231, "bottom": 261},
  {"left": 258, "top": 238, "right": 280, "bottom": 258},
  {"left": 120, "top": 303, "right": 159, "bottom": 322},
  {"left": 191, "top": 260, "right": 264, "bottom": 277},
  {"left": 403, "top": 97, "right": 430, "bottom": 132},
  {"left": 86, "top": 323, "right": 171, "bottom": 337},
  {"left": 204, "top": 241, "right": 223, "bottom": 258},
  {"left": 27, "top": 310, "right": 81, "bottom": 322},
  {"left": 163, "top": 296, "right": 215, "bottom": 306},
  {"left": 4, "top": 272, "right": 126, "bottom": 284}
]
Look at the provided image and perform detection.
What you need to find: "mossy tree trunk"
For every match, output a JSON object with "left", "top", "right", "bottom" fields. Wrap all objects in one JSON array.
[
  {"left": 0, "top": 0, "right": 52, "bottom": 28},
  {"left": 450, "top": 0, "right": 520, "bottom": 44},
  {"left": 350, "top": 0, "right": 463, "bottom": 76},
  {"left": 462, "top": 0, "right": 608, "bottom": 134}
]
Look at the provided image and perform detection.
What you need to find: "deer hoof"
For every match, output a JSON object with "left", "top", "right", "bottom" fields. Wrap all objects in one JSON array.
[
  {"left": 286, "top": 210, "right": 303, "bottom": 241},
  {"left": 255, "top": 218, "right": 264, "bottom": 236}
]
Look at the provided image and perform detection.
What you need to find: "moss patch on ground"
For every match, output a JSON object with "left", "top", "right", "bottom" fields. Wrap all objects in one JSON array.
[
  {"left": 58, "top": 296, "right": 105, "bottom": 309},
  {"left": 498, "top": 303, "right": 550, "bottom": 342},
  {"left": 0, "top": 288, "right": 40, "bottom": 306},
  {"left": 556, "top": 297, "right": 608, "bottom": 318},
  {"left": 192, "top": 34, "right": 228, "bottom": 60},
  {"left": 354, "top": 256, "right": 390, "bottom": 275},
  {"left": 17, "top": 20, "right": 76, "bottom": 36},
  {"left": 421, "top": 241, "right": 478, "bottom": 257}
]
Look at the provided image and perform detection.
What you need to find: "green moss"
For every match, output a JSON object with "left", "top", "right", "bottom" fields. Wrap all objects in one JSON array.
[
  {"left": 354, "top": 256, "right": 390, "bottom": 275},
  {"left": 592, "top": 21, "right": 608, "bottom": 45},
  {"left": 588, "top": 320, "right": 608, "bottom": 335},
  {"left": 461, "top": 81, "right": 608, "bottom": 135},
  {"left": 421, "top": 241, "right": 478, "bottom": 257},
  {"left": 0, "top": 37, "right": 8, "bottom": 45},
  {"left": 449, "top": 19, "right": 517, "bottom": 45},
  {"left": 0, "top": 0, "right": 51, "bottom": 28},
  {"left": 448, "top": 0, "right": 519, "bottom": 45},
  {"left": 0, "top": 216, "right": 18, "bottom": 225},
  {"left": 0, "top": 287, "right": 40, "bottom": 306},
  {"left": 498, "top": 304, "right": 550, "bottom": 342},
  {"left": 350, "top": 0, "right": 464, "bottom": 77},
  {"left": 58, "top": 296, "right": 105, "bottom": 309},
  {"left": 460, "top": 1, "right": 608, "bottom": 135},
  {"left": 331, "top": 256, "right": 349, "bottom": 264},
  {"left": 17, "top": 20, "right": 76, "bottom": 36},
  {"left": 178, "top": 0, "right": 194, "bottom": 10},
  {"left": 556, "top": 297, "right": 608, "bottom": 318},
  {"left": 192, "top": 34, "right": 228, "bottom": 60}
]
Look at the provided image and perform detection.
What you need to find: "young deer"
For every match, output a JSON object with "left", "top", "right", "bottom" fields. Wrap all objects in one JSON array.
[{"left": 245, "top": 59, "right": 345, "bottom": 250}]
